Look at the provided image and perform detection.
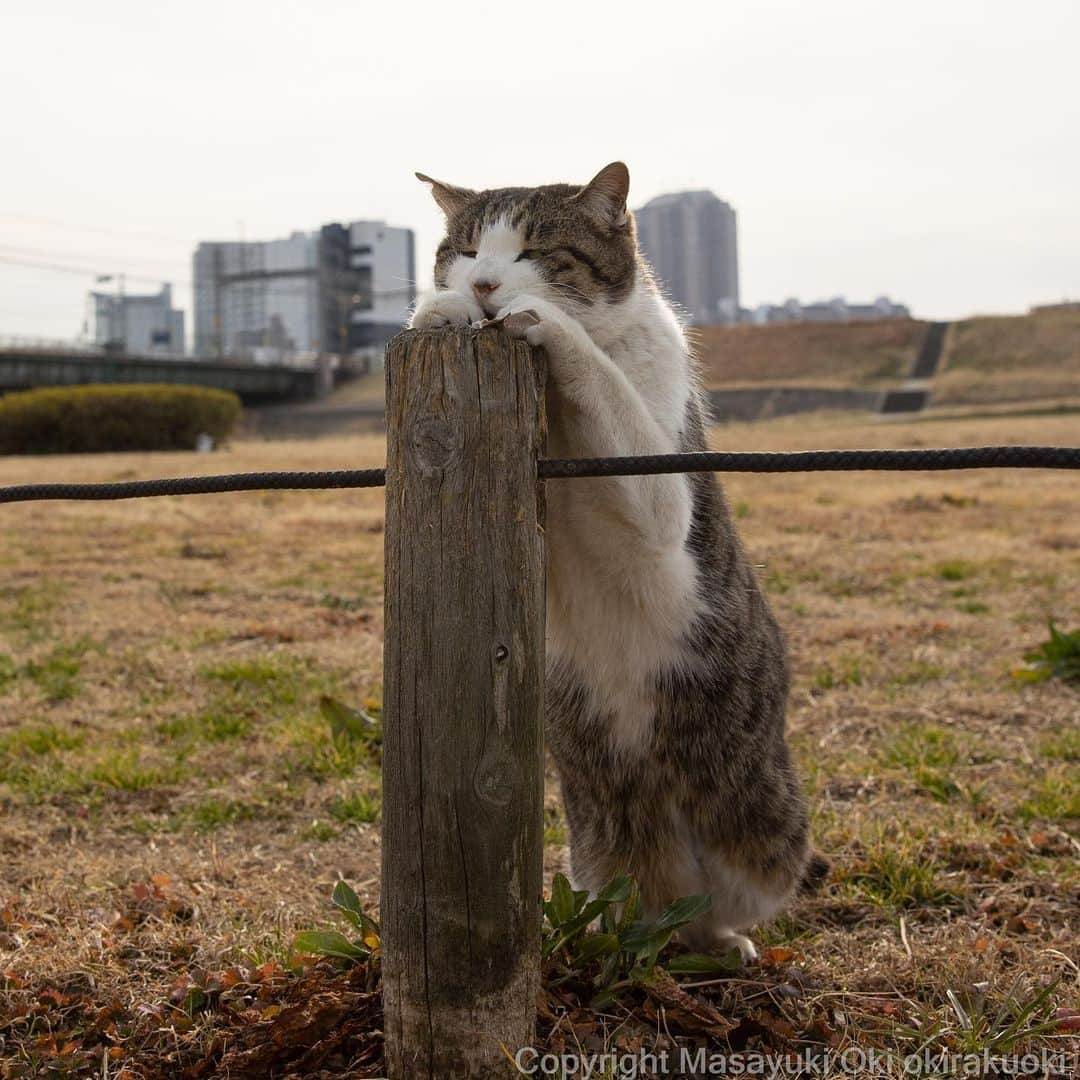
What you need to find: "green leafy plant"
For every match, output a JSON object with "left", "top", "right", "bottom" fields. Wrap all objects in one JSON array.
[
  {"left": 319, "top": 696, "right": 382, "bottom": 753},
  {"left": 293, "top": 880, "right": 380, "bottom": 964},
  {"left": 1012, "top": 621, "right": 1080, "bottom": 685},
  {"left": 294, "top": 873, "right": 740, "bottom": 1005},
  {"left": 542, "top": 873, "right": 739, "bottom": 1007}
]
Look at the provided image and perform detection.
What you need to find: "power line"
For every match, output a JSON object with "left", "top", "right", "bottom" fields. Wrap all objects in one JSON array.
[
  {"left": 0, "top": 253, "right": 171, "bottom": 288},
  {"left": 0, "top": 251, "right": 417, "bottom": 300}
]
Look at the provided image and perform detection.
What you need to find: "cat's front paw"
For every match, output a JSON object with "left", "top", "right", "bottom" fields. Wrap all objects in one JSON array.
[
  {"left": 495, "top": 295, "right": 583, "bottom": 352},
  {"left": 410, "top": 291, "right": 483, "bottom": 330}
]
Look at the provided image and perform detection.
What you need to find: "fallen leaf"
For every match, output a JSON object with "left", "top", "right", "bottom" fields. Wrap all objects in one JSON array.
[{"left": 761, "top": 947, "right": 796, "bottom": 965}]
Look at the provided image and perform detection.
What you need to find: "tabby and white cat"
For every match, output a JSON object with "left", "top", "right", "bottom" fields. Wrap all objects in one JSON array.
[{"left": 410, "top": 163, "right": 822, "bottom": 960}]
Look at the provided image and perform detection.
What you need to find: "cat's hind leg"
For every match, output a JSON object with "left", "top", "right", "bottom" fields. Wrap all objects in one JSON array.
[{"left": 676, "top": 847, "right": 804, "bottom": 964}]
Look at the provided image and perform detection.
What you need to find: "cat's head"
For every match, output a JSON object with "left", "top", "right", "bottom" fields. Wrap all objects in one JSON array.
[{"left": 417, "top": 162, "right": 638, "bottom": 319}]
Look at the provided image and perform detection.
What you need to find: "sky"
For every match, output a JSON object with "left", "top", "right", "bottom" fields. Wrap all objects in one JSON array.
[{"left": 1, "top": 0, "right": 1078, "bottom": 343}]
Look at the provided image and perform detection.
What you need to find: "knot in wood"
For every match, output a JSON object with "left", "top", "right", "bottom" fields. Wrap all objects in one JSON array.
[
  {"left": 409, "top": 415, "right": 458, "bottom": 471},
  {"left": 475, "top": 757, "right": 515, "bottom": 807}
]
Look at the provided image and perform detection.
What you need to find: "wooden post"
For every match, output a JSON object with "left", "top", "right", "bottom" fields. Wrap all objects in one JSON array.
[{"left": 381, "top": 327, "right": 546, "bottom": 1078}]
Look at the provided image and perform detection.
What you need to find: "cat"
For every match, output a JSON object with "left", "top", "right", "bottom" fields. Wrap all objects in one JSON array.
[{"left": 410, "top": 162, "right": 823, "bottom": 961}]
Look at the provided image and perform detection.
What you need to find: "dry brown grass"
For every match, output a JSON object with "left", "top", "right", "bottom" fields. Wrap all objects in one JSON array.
[
  {"left": 692, "top": 319, "right": 925, "bottom": 389},
  {"left": 693, "top": 310, "right": 1080, "bottom": 410},
  {"left": 934, "top": 310, "right": 1080, "bottom": 406},
  {"left": 1, "top": 411, "right": 1077, "bottom": 1076}
]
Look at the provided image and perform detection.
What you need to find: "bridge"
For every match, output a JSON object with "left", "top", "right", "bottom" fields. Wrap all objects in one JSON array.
[{"left": 0, "top": 344, "right": 322, "bottom": 404}]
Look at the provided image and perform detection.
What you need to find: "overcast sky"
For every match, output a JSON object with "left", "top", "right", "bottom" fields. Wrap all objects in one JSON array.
[{"left": 2, "top": 0, "right": 1077, "bottom": 341}]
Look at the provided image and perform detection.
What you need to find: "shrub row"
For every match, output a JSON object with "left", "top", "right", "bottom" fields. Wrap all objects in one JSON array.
[{"left": 0, "top": 384, "right": 242, "bottom": 454}]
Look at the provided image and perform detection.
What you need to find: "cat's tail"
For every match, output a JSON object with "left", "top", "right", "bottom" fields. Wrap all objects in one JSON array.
[{"left": 798, "top": 852, "right": 830, "bottom": 894}]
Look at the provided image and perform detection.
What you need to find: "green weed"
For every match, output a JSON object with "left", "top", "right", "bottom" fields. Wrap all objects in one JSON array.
[
  {"left": 843, "top": 833, "right": 963, "bottom": 910},
  {"left": 763, "top": 569, "right": 792, "bottom": 595},
  {"left": 1017, "top": 768, "right": 1080, "bottom": 822},
  {"left": 881, "top": 725, "right": 970, "bottom": 802},
  {"left": 90, "top": 751, "right": 185, "bottom": 791},
  {"left": 1040, "top": 728, "right": 1080, "bottom": 762},
  {"left": 895, "top": 979, "right": 1062, "bottom": 1058},
  {"left": 1012, "top": 621, "right": 1080, "bottom": 685},
  {"left": 294, "top": 880, "right": 380, "bottom": 964},
  {"left": 811, "top": 655, "right": 866, "bottom": 691},
  {"left": 0, "top": 653, "right": 16, "bottom": 690},
  {"left": 157, "top": 708, "right": 253, "bottom": 744},
  {"left": 294, "top": 874, "right": 740, "bottom": 1008},
  {"left": 24, "top": 640, "right": 92, "bottom": 702},
  {"left": 887, "top": 660, "right": 946, "bottom": 687},
  {"left": 0, "top": 581, "right": 65, "bottom": 639},
  {"left": 319, "top": 593, "right": 369, "bottom": 612},
  {"left": 289, "top": 696, "right": 383, "bottom": 779},
  {"left": 202, "top": 656, "right": 306, "bottom": 703},
  {"left": 0, "top": 723, "right": 84, "bottom": 758},
  {"left": 329, "top": 791, "right": 380, "bottom": 824},
  {"left": 542, "top": 874, "right": 739, "bottom": 1007},
  {"left": 188, "top": 797, "right": 263, "bottom": 830},
  {"left": 544, "top": 807, "right": 568, "bottom": 847},
  {"left": 303, "top": 820, "right": 338, "bottom": 842},
  {"left": 936, "top": 560, "right": 978, "bottom": 581}
]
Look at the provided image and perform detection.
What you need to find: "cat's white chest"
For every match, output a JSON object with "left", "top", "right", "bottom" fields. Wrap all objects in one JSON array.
[
  {"left": 544, "top": 480, "right": 701, "bottom": 756},
  {"left": 539, "top": 284, "right": 703, "bottom": 756}
]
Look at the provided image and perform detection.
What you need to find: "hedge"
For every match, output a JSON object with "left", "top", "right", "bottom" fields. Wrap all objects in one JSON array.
[{"left": 0, "top": 384, "right": 242, "bottom": 454}]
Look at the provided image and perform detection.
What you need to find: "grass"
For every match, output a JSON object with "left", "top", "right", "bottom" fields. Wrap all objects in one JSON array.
[
  {"left": 811, "top": 654, "right": 867, "bottom": 690},
  {"left": 0, "top": 722, "right": 84, "bottom": 757},
  {"left": 1017, "top": 768, "right": 1080, "bottom": 822},
  {"left": 187, "top": 795, "right": 266, "bottom": 830},
  {"left": 88, "top": 750, "right": 188, "bottom": 792},
  {"left": 0, "top": 580, "right": 66, "bottom": 640},
  {"left": 1041, "top": 728, "right": 1080, "bottom": 762},
  {"left": 0, "top": 637, "right": 95, "bottom": 703},
  {"left": 843, "top": 833, "right": 964, "bottom": 910},
  {"left": 544, "top": 806, "right": 568, "bottom": 846},
  {"left": 935, "top": 559, "right": 978, "bottom": 581},
  {"left": 0, "top": 414, "right": 1076, "bottom": 1075},
  {"left": 329, "top": 790, "right": 380, "bottom": 824},
  {"left": 877, "top": 723, "right": 978, "bottom": 802}
]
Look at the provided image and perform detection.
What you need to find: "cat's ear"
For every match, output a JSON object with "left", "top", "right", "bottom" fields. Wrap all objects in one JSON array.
[
  {"left": 573, "top": 162, "right": 630, "bottom": 229},
  {"left": 415, "top": 172, "right": 476, "bottom": 219}
]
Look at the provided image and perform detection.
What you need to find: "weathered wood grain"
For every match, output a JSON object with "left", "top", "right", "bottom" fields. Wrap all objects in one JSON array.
[{"left": 381, "top": 327, "right": 546, "bottom": 1078}]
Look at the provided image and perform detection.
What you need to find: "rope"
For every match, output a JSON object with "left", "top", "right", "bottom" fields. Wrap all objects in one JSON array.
[
  {"left": 539, "top": 445, "right": 1080, "bottom": 478},
  {"left": 0, "top": 446, "right": 1076, "bottom": 504},
  {"left": 0, "top": 470, "right": 387, "bottom": 504}
]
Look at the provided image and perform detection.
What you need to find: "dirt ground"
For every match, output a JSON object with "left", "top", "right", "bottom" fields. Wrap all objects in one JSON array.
[{"left": 1, "top": 409, "right": 1077, "bottom": 1076}]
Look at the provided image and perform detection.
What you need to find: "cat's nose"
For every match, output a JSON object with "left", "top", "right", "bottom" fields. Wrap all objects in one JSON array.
[{"left": 472, "top": 277, "right": 499, "bottom": 298}]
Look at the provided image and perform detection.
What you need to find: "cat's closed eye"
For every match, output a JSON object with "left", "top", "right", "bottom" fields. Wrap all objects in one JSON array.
[
  {"left": 460, "top": 250, "right": 477, "bottom": 259},
  {"left": 516, "top": 249, "right": 545, "bottom": 263}
]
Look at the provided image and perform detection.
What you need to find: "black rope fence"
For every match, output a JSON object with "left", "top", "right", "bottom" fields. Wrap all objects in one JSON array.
[{"left": 0, "top": 445, "right": 1077, "bottom": 505}]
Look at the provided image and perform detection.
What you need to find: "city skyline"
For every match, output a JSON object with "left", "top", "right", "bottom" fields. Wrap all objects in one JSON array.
[
  {"left": 2, "top": 1, "right": 1078, "bottom": 341},
  {"left": 192, "top": 221, "right": 414, "bottom": 360}
]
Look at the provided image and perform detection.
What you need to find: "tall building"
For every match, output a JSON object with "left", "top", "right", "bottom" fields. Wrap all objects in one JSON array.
[
  {"left": 193, "top": 221, "right": 414, "bottom": 361},
  {"left": 634, "top": 191, "right": 739, "bottom": 325},
  {"left": 90, "top": 283, "right": 185, "bottom": 355}
]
